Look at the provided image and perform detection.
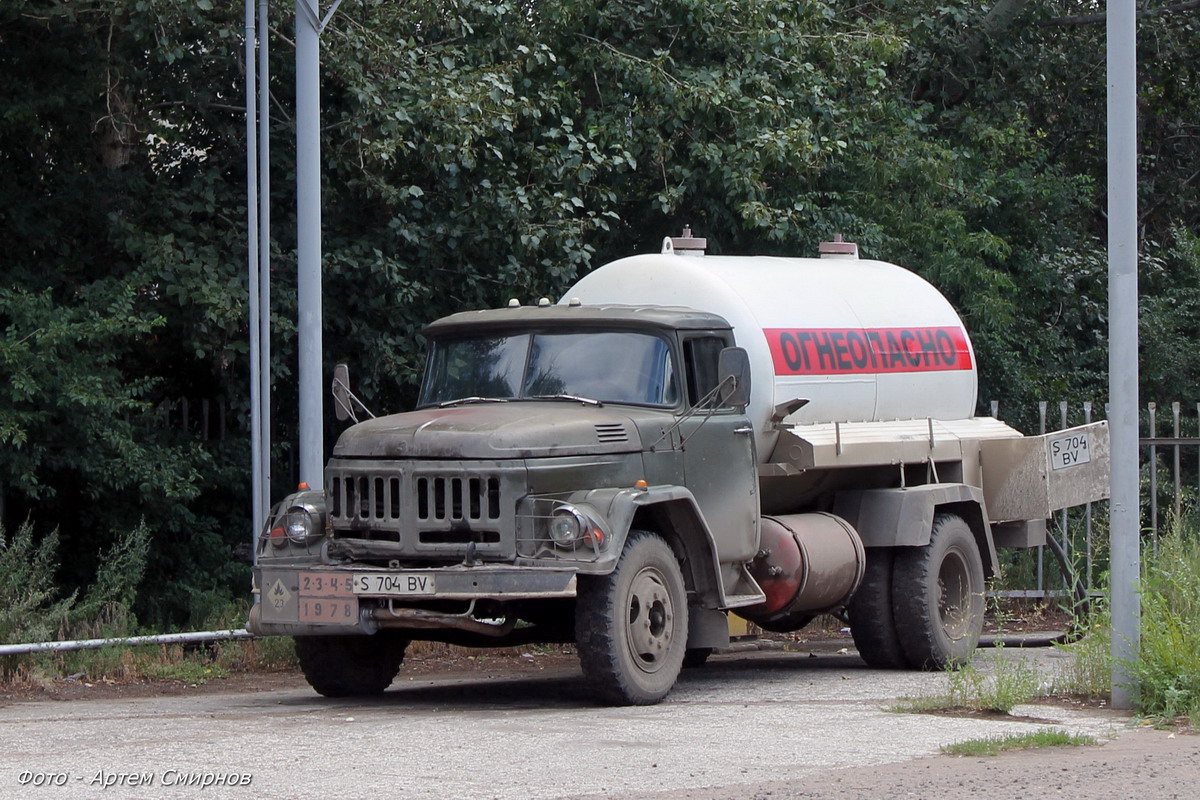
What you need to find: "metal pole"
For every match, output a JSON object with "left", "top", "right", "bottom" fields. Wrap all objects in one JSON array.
[
  {"left": 1172, "top": 401, "right": 1181, "bottom": 522},
  {"left": 296, "top": 0, "right": 324, "bottom": 486},
  {"left": 258, "top": 0, "right": 273, "bottom": 528},
  {"left": 1149, "top": 402, "right": 1158, "bottom": 538},
  {"left": 1084, "top": 401, "right": 1094, "bottom": 590},
  {"left": 1038, "top": 401, "right": 1047, "bottom": 594},
  {"left": 245, "top": 0, "right": 264, "bottom": 553},
  {"left": 1060, "top": 401, "right": 1069, "bottom": 580},
  {"left": 0, "top": 630, "right": 254, "bottom": 657},
  {"left": 1107, "top": 0, "right": 1140, "bottom": 711}
]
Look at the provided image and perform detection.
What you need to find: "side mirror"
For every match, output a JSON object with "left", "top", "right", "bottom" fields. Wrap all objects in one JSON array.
[
  {"left": 718, "top": 347, "right": 751, "bottom": 408},
  {"left": 332, "top": 364, "right": 353, "bottom": 422}
]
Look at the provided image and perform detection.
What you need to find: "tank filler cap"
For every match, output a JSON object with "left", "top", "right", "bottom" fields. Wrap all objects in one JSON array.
[
  {"left": 663, "top": 226, "right": 707, "bottom": 256},
  {"left": 567, "top": 297, "right": 582, "bottom": 307},
  {"left": 537, "top": 297, "right": 551, "bottom": 307},
  {"left": 819, "top": 234, "right": 859, "bottom": 259},
  {"left": 507, "top": 298, "right": 521, "bottom": 307}
]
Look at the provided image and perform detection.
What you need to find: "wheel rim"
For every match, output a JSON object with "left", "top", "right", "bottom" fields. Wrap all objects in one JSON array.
[
  {"left": 937, "top": 547, "right": 974, "bottom": 641},
  {"left": 624, "top": 565, "right": 676, "bottom": 674}
]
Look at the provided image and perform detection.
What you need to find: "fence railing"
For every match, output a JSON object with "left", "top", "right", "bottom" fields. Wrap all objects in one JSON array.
[
  {"left": 155, "top": 397, "right": 230, "bottom": 442},
  {"left": 990, "top": 399, "right": 1200, "bottom": 598}
]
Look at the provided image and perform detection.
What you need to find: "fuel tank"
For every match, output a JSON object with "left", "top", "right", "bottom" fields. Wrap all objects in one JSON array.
[{"left": 734, "top": 513, "right": 866, "bottom": 630}]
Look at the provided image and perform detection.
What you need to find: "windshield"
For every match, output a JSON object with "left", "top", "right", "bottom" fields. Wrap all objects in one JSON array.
[{"left": 420, "top": 330, "right": 679, "bottom": 407}]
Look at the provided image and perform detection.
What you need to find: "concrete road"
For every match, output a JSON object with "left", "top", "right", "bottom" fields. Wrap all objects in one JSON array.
[{"left": 0, "top": 645, "right": 1127, "bottom": 800}]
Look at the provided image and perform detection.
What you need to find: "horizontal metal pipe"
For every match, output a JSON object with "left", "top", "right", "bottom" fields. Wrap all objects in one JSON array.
[
  {"left": 0, "top": 629, "right": 254, "bottom": 657},
  {"left": 370, "top": 608, "right": 516, "bottom": 637}
]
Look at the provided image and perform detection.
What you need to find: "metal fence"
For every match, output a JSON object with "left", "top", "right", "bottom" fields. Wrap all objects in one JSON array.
[
  {"left": 157, "top": 397, "right": 230, "bottom": 442},
  {"left": 990, "top": 399, "right": 1200, "bottom": 598}
]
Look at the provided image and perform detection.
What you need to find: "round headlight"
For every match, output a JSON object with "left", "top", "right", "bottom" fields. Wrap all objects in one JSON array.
[
  {"left": 549, "top": 507, "right": 587, "bottom": 546},
  {"left": 284, "top": 507, "right": 317, "bottom": 543}
]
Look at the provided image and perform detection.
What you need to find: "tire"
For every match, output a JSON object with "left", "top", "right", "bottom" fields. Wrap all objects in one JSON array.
[
  {"left": 891, "top": 513, "right": 985, "bottom": 670},
  {"left": 682, "top": 647, "right": 712, "bottom": 669},
  {"left": 575, "top": 530, "right": 689, "bottom": 705},
  {"left": 294, "top": 633, "right": 409, "bottom": 697},
  {"left": 847, "top": 548, "right": 908, "bottom": 669}
]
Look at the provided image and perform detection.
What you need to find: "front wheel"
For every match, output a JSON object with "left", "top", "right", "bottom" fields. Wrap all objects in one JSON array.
[
  {"left": 575, "top": 531, "right": 689, "bottom": 705},
  {"left": 891, "top": 513, "right": 985, "bottom": 670},
  {"left": 294, "top": 633, "right": 409, "bottom": 697}
]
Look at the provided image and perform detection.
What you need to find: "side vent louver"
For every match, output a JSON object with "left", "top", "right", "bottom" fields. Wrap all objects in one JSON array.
[{"left": 595, "top": 423, "right": 629, "bottom": 443}]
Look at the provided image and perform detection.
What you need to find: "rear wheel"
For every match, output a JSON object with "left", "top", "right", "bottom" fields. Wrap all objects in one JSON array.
[
  {"left": 575, "top": 531, "right": 688, "bottom": 705},
  {"left": 891, "top": 514, "right": 985, "bottom": 670},
  {"left": 847, "top": 548, "right": 907, "bottom": 669},
  {"left": 295, "top": 633, "right": 409, "bottom": 697}
]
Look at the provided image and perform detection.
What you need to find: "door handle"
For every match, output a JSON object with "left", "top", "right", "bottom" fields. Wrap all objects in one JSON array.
[{"left": 734, "top": 426, "right": 754, "bottom": 435}]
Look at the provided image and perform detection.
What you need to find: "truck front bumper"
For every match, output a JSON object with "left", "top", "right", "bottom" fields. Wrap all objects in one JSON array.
[{"left": 248, "top": 564, "right": 578, "bottom": 637}]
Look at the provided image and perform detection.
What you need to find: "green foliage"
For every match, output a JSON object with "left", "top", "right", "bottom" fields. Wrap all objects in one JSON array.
[
  {"left": 892, "top": 645, "right": 1043, "bottom": 714},
  {"left": 0, "top": 518, "right": 148, "bottom": 680},
  {"left": 1131, "top": 525, "right": 1200, "bottom": 724},
  {"left": 0, "top": 521, "right": 74, "bottom": 647},
  {"left": 940, "top": 729, "right": 1097, "bottom": 757},
  {"left": 1052, "top": 604, "right": 1112, "bottom": 699},
  {"left": 140, "top": 653, "right": 230, "bottom": 685},
  {"left": 3, "top": 0, "right": 1200, "bottom": 623}
]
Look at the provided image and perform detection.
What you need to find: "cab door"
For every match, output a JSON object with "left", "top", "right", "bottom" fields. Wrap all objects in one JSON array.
[{"left": 678, "top": 333, "right": 760, "bottom": 565}]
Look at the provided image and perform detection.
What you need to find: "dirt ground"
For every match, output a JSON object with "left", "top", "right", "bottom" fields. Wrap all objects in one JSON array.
[
  {"left": 0, "top": 646, "right": 580, "bottom": 704},
  {"left": 709, "top": 726, "right": 1200, "bottom": 800},
  {"left": 4, "top": 623, "right": 1196, "bottom": 800}
]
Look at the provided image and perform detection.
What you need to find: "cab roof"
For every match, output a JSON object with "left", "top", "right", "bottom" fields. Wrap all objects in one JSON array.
[{"left": 423, "top": 304, "right": 732, "bottom": 338}]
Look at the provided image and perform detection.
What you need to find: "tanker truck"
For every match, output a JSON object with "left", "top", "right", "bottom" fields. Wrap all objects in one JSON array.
[{"left": 248, "top": 231, "right": 1109, "bottom": 705}]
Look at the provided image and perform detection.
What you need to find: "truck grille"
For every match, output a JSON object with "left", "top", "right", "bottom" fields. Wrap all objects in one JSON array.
[
  {"left": 325, "top": 460, "right": 521, "bottom": 559},
  {"left": 331, "top": 475, "right": 403, "bottom": 522},
  {"left": 415, "top": 475, "right": 501, "bottom": 522}
]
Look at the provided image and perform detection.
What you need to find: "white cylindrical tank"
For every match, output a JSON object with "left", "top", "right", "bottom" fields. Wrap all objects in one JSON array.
[{"left": 563, "top": 239, "right": 977, "bottom": 458}]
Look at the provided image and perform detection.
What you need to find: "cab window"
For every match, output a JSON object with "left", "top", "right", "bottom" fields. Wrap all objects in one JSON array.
[{"left": 683, "top": 335, "right": 730, "bottom": 408}]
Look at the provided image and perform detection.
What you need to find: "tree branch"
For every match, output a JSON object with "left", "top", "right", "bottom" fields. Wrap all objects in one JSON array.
[{"left": 1047, "top": 0, "right": 1200, "bottom": 27}]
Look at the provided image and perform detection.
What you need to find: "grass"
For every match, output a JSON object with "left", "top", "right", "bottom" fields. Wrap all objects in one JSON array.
[
  {"left": 940, "top": 729, "right": 1097, "bottom": 757},
  {"left": 1127, "top": 523, "right": 1200, "bottom": 725},
  {"left": 930, "top": 521, "right": 1200, "bottom": 730},
  {"left": 890, "top": 645, "right": 1044, "bottom": 715},
  {"left": 1051, "top": 609, "right": 1112, "bottom": 699}
]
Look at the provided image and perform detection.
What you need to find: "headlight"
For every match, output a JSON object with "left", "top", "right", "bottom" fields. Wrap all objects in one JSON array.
[
  {"left": 549, "top": 507, "right": 587, "bottom": 546},
  {"left": 285, "top": 507, "right": 316, "bottom": 542},
  {"left": 276, "top": 503, "right": 324, "bottom": 545}
]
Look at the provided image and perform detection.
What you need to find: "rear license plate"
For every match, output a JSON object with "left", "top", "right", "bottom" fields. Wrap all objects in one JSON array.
[
  {"left": 1049, "top": 432, "right": 1091, "bottom": 470},
  {"left": 353, "top": 573, "right": 436, "bottom": 596}
]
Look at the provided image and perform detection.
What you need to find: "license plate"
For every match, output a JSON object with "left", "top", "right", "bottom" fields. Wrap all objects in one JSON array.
[
  {"left": 353, "top": 573, "right": 436, "bottom": 596},
  {"left": 299, "top": 572, "right": 355, "bottom": 597},
  {"left": 1049, "top": 432, "right": 1091, "bottom": 470},
  {"left": 299, "top": 597, "right": 359, "bottom": 624}
]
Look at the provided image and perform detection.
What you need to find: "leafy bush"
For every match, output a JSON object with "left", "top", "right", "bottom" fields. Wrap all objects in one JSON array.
[
  {"left": 1131, "top": 525, "right": 1200, "bottom": 723},
  {"left": 0, "top": 518, "right": 148, "bottom": 680},
  {"left": 0, "top": 520, "right": 74, "bottom": 647}
]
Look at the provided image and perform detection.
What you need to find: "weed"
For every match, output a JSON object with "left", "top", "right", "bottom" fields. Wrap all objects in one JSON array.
[
  {"left": 940, "top": 729, "right": 1097, "bottom": 757},
  {"left": 1051, "top": 605, "right": 1111, "bottom": 699},
  {"left": 1130, "top": 523, "right": 1200, "bottom": 725},
  {"left": 140, "top": 646, "right": 230, "bottom": 685},
  {"left": 891, "top": 645, "right": 1043, "bottom": 715}
]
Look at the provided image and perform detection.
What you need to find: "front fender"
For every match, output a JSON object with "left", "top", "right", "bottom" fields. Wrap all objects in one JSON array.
[{"left": 560, "top": 485, "right": 737, "bottom": 608}]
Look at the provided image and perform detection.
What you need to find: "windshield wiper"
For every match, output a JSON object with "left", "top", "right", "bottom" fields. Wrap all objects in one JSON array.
[
  {"left": 530, "top": 394, "right": 603, "bottom": 407},
  {"left": 438, "top": 396, "right": 511, "bottom": 408}
]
